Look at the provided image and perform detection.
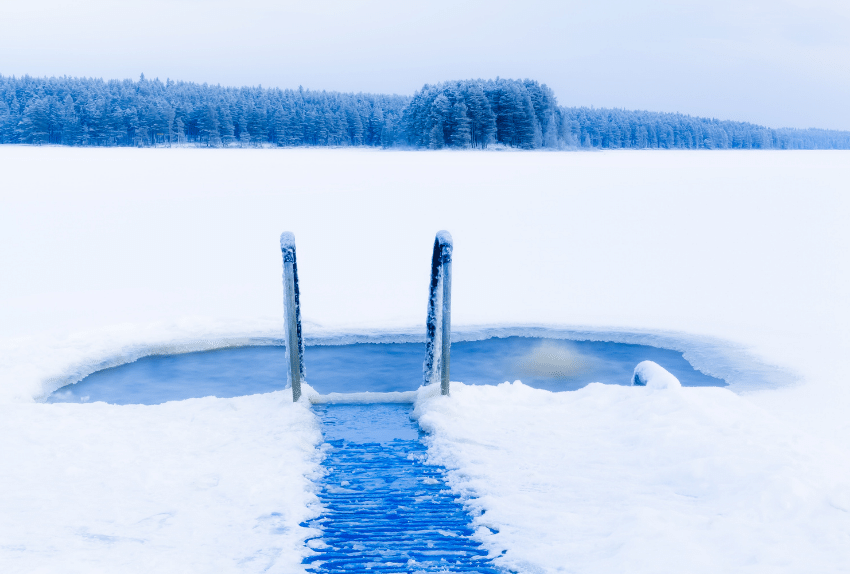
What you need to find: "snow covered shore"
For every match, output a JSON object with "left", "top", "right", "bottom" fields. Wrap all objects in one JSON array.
[
  {"left": 1, "top": 147, "right": 849, "bottom": 572},
  {"left": 415, "top": 381, "right": 850, "bottom": 573},
  {"left": 0, "top": 392, "right": 323, "bottom": 573}
]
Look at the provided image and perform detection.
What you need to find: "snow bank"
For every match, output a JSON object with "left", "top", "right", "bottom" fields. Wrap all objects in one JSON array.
[
  {"left": 414, "top": 381, "right": 850, "bottom": 573},
  {"left": 632, "top": 360, "right": 681, "bottom": 388},
  {"left": 0, "top": 391, "right": 324, "bottom": 573}
]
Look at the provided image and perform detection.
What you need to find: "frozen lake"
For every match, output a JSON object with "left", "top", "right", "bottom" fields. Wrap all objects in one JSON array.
[
  {"left": 47, "top": 336, "right": 724, "bottom": 404},
  {"left": 3, "top": 148, "right": 849, "bottom": 573}
]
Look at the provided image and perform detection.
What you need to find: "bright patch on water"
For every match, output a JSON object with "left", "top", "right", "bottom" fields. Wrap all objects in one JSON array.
[{"left": 46, "top": 336, "right": 725, "bottom": 404}]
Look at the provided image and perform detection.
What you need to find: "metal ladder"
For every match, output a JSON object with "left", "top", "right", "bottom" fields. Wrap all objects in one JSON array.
[{"left": 280, "top": 231, "right": 453, "bottom": 402}]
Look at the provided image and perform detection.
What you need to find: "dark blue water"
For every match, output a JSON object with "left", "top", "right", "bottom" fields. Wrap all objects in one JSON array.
[
  {"left": 47, "top": 336, "right": 725, "bottom": 404},
  {"left": 305, "top": 404, "right": 500, "bottom": 573}
]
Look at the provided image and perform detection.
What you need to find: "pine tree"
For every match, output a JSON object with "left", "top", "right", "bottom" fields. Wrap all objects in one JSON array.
[
  {"left": 0, "top": 101, "right": 11, "bottom": 143},
  {"left": 17, "top": 97, "right": 51, "bottom": 144},
  {"left": 199, "top": 104, "right": 220, "bottom": 147},
  {"left": 286, "top": 103, "right": 304, "bottom": 146},
  {"left": 173, "top": 115, "right": 186, "bottom": 145},
  {"left": 464, "top": 82, "right": 495, "bottom": 148},
  {"left": 124, "top": 107, "right": 141, "bottom": 146},
  {"left": 369, "top": 105, "right": 384, "bottom": 146},
  {"left": 380, "top": 116, "right": 395, "bottom": 148},
  {"left": 492, "top": 83, "right": 517, "bottom": 146},
  {"left": 165, "top": 105, "right": 175, "bottom": 147},
  {"left": 450, "top": 102, "right": 471, "bottom": 148},
  {"left": 429, "top": 93, "right": 451, "bottom": 149},
  {"left": 218, "top": 105, "right": 235, "bottom": 145},
  {"left": 107, "top": 100, "right": 125, "bottom": 145},
  {"left": 60, "top": 94, "right": 80, "bottom": 145},
  {"left": 247, "top": 103, "right": 266, "bottom": 145},
  {"left": 515, "top": 87, "right": 538, "bottom": 149},
  {"left": 236, "top": 96, "right": 251, "bottom": 144},
  {"left": 269, "top": 105, "right": 282, "bottom": 146},
  {"left": 347, "top": 105, "right": 364, "bottom": 145},
  {"left": 7, "top": 96, "right": 21, "bottom": 144}
]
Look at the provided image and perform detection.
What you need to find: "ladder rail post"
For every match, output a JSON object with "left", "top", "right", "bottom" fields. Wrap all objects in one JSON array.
[
  {"left": 280, "top": 232, "right": 304, "bottom": 402},
  {"left": 439, "top": 236, "right": 452, "bottom": 396},
  {"left": 424, "top": 231, "right": 453, "bottom": 395}
]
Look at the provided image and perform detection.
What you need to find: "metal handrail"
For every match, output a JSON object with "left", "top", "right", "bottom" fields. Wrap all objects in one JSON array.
[
  {"left": 281, "top": 230, "right": 453, "bottom": 402},
  {"left": 423, "top": 231, "right": 453, "bottom": 395},
  {"left": 280, "top": 232, "right": 305, "bottom": 402}
]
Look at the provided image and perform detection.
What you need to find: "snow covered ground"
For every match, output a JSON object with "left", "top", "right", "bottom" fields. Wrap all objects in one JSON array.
[
  {"left": 1, "top": 147, "right": 849, "bottom": 572},
  {"left": 0, "top": 392, "right": 323, "bottom": 573},
  {"left": 415, "top": 381, "right": 850, "bottom": 573}
]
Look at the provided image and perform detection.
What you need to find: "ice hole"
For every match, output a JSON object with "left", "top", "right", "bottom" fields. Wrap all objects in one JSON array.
[{"left": 46, "top": 336, "right": 726, "bottom": 405}]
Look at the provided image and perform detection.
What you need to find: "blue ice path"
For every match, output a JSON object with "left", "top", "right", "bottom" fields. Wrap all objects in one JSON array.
[
  {"left": 46, "top": 336, "right": 725, "bottom": 404},
  {"left": 304, "top": 403, "right": 501, "bottom": 573}
]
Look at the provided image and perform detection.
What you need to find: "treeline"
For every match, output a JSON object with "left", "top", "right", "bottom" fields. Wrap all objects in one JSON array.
[
  {"left": 0, "top": 74, "right": 408, "bottom": 148},
  {"left": 410, "top": 80, "right": 850, "bottom": 149},
  {"left": 560, "top": 108, "right": 850, "bottom": 150},
  {"left": 1, "top": 74, "right": 849, "bottom": 150}
]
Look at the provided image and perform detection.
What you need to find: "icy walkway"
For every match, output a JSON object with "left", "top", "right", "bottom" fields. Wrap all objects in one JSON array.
[{"left": 304, "top": 404, "right": 499, "bottom": 573}]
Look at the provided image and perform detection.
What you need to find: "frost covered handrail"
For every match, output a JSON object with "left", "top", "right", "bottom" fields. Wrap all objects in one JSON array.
[
  {"left": 423, "top": 230, "right": 453, "bottom": 395},
  {"left": 281, "top": 232, "right": 305, "bottom": 402}
]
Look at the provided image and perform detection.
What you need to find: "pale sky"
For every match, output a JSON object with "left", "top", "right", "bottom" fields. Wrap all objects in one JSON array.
[{"left": 1, "top": 0, "right": 849, "bottom": 130}]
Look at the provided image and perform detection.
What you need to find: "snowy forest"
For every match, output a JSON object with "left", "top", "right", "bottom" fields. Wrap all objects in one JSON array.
[{"left": 2, "top": 74, "right": 849, "bottom": 150}]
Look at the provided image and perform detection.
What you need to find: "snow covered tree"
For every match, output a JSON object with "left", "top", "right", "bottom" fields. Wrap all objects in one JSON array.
[
  {"left": 450, "top": 102, "right": 471, "bottom": 148},
  {"left": 0, "top": 100, "right": 12, "bottom": 143},
  {"left": 174, "top": 116, "right": 186, "bottom": 145},
  {"left": 429, "top": 94, "right": 451, "bottom": 149},
  {"left": 218, "top": 105, "right": 235, "bottom": 145},
  {"left": 199, "top": 104, "right": 220, "bottom": 147},
  {"left": 0, "top": 74, "right": 847, "bottom": 150},
  {"left": 17, "top": 97, "right": 52, "bottom": 144},
  {"left": 464, "top": 82, "right": 495, "bottom": 148},
  {"left": 347, "top": 105, "right": 364, "bottom": 145}
]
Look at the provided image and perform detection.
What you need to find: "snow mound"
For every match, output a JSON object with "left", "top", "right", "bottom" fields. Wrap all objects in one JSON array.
[{"left": 632, "top": 360, "right": 682, "bottom": 389}]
